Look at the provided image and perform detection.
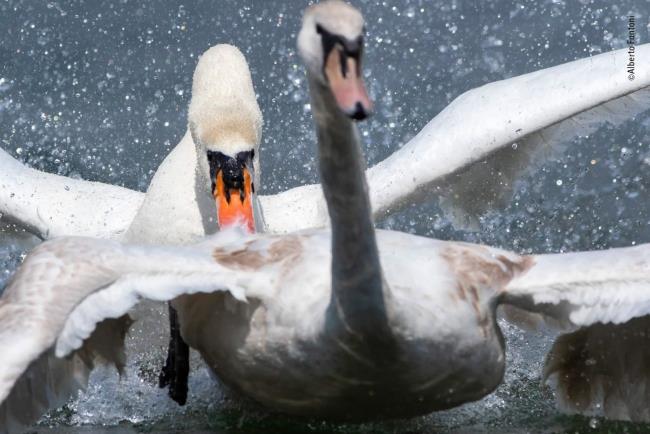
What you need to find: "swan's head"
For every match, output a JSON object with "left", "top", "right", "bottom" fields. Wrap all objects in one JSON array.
[
  {"left": 298, "top": 0, "right": 372, "bottom": 120},
  {"left": 189, "top": 44, "right": 263, "bottom": 233}
]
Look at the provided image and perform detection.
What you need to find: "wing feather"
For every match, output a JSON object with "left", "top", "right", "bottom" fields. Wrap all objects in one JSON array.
[
  {"left": 502, "top": 243, "right": 650, "bottom": 422},
  {"left": 263, "top": 44, "right": 650, "bottom": 233},
  {"left": 3, "top": 46, "right": 648, "bottom": 236},
  {"left": 435, "top": 87, "right": 650, "bottom": 228},
  {"left": 0, "top": 147, "right": 143, "bottom": 239},
  {"left": 543, "top": 317, "right": 650, "bottom": 422},
  {"left": 0, "top": 231, "right": 267, "bottom": 433},
  {"left": 503, "top": 243, "right": 650, "bottom": 327},
  {"left": 367, "top": 44, "right": 650, "bottom": 229}
]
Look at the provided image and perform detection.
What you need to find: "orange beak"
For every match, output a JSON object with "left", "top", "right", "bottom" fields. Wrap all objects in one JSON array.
[
  {"left": 324, "top": 46, "right": 373, "bottom": 120},
  {"left": 214, "top": 167, "right": 255, "bottom": 233}
]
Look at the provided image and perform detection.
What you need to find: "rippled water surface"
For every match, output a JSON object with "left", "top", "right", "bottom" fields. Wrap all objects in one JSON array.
[{"left": 1, "top": 0, "right": 650, "bottom": 432}]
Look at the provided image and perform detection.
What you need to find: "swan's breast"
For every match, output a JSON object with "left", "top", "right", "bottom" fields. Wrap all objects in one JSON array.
[
  {"left": 178, "top": 231, "right": 333, "bottom": 354},
  {"left": 376, "top": 232, "right": 525, "bottom": 405},
  {"left": 178, "top": 230, "right": 524, "bottom": 420},
  {"left": 124, "top": 133, "right": 216, "bottom": 244}
]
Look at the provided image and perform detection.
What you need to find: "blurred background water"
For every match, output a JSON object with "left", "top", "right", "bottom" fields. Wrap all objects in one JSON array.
[{"left": 1, "top": 0, "right": 649, "bottom": 432}]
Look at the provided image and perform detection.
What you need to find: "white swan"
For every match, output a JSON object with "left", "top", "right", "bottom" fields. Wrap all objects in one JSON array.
[
  {"left": 120, "top": 43, "right": 264, "bottom": 404},
  {"left": 123, "top": 43, "right": 263, "bottom": 245},
  {"left": 2, "top": 1, "right": 650, "bottom": 429},
  {"left": 0, "top": 43, "right": 263, "bottom": 245},
  {"left": 0, "top": 43, "right": 265, "bottom": 431},
  {"left": 0, "top": 39, "right": 648, "bottom": 238}
]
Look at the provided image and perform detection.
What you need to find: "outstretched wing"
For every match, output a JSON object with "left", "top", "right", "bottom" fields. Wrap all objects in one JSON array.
[
  {"left": 501, "top": 243, "right": 650, "bottom": 421},
  {"left": 503, "top": 244, "right": 650, "bottom": 327},
  {"left": 0, "top": 147, "right": 143, "bottom": 239},
  {"left": 262, "top": 44, "right": 650, "bottom": 233},
  {"left": 4, "top": 45, "right": 648, "bottom": 237},
  {"left": 0, "top": 318, "right": 131, "bottom": 434},
  {"left": 369, "top": 44, "right": 650, "bottom": 230},
  {"left": 0, "top": 237, "right": 128, "bottom": 433},
  {"left": 0, "top": 230, "right": 277, "bottom": 433}
]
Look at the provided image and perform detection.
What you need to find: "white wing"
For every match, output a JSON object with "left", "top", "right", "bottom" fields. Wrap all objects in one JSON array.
[
  {"left": 502, "top": 243, "right": 650, "bottom": 421},
  {"left": 0, "top": 230, "right": 272, "bottom": 433},
  {"left": 0, "top": 237, "right": 127, "bottom": 433},
  {"left": 0, "top": 130, "right": 209, "bottom": 243},
  {"left": 263, "top": 44, "right": 650, "bottom": 233},
  {"left": 3, "top": 46, "right": 648, "bottom": 237},
  {"left": 0, "top": 147, "right": 143, "bottom": 239},
  {"left": 504, "top": 244, "right": 650, "bottom": 327}
]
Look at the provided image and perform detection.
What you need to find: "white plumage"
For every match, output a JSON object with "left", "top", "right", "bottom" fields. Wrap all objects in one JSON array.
[
  {"left": 0, "top": 44, "right": 648, "bottom": 237},
  {"left": 2, "top": 229, "right": 650, "bottom": 424},
  {"left": 0, "top": 1, "right": 650, "bottom": 431},
  {"left": 124, "top": 44, "right": 263, "bottom": 245}
]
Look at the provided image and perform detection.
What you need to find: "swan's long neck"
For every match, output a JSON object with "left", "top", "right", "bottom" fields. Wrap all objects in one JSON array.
[{"left": 308, "top": 72, "right": 390, "bottom": 340}]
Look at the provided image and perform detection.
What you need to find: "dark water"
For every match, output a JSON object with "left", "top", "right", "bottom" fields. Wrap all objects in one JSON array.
[{"left": 1, "top": 0, "right": 650, "bottom": 432}]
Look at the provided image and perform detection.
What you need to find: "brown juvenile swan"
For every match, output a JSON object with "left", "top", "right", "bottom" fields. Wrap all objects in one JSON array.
[{"left": 2, "top": 1, "right": 650, "bottom": 431}]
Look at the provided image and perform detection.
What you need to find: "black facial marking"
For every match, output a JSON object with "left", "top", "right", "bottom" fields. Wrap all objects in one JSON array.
[
  {"left": 207, "top": 150, "right": 254, "bottom": 204},
  {"left": 339, "top": 49, "right": 348, "bottom": 78},
  {"left": 316, "top": 24, "right": 363, "bottom": 77}
]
